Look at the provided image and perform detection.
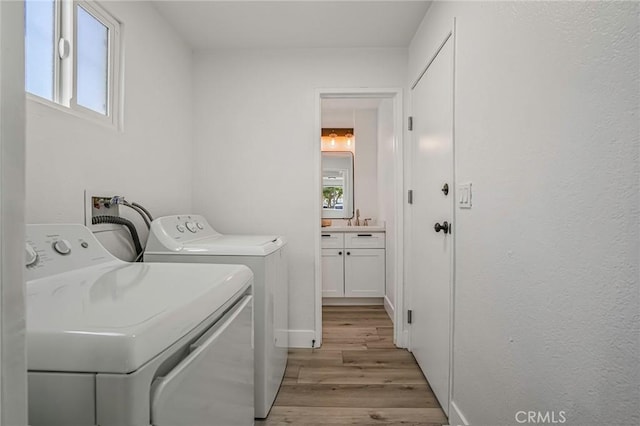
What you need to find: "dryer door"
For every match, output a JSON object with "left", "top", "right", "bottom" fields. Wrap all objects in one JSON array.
[{"left": 150, "top": 295, "right": 254, "bottom": 425}]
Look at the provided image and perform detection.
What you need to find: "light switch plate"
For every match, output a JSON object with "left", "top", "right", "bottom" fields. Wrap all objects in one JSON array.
[{"left": 458, "top": 183, "right": 472, "bottom": 209}]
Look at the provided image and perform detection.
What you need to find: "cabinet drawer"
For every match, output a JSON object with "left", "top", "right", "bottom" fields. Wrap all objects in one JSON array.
[
  {"left": 321, "top": 233, "right": 344, "bottom": 249},
  {"left": 345, "top": 232, "right": 385, "bottom": 249}
]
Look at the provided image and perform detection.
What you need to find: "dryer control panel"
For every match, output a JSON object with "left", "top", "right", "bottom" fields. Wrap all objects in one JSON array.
[
  {"left": 149, "top": 215, "right": 221, "bottom": 246},
  {"left": 172, "top": 214, "right": 215, "bottom": 238},
  {"left": 26, "top": 224, "right": 120, "bottom": 281}
]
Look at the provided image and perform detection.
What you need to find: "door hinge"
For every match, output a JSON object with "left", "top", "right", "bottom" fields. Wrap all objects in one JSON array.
[
  {"left": 408, "top": 189, "right": 413, "bottom": 204},
  {"left": 407, "top": 309, "right": 413, "bottom": 324},
  {"left": 408, "top": 116, "right": 413, "bottom": 131}
]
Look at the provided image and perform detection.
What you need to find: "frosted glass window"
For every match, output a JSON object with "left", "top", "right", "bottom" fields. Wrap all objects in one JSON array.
[
  {"left": 76, "top": 5, "right": 108, "bottom": 115},
  {"left": 25, "top": 0, "right": 55, "bottom": 100}
]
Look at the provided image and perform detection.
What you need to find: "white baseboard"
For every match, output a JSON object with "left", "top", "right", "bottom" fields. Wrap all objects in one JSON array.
[
  {"left": 287, "top": 329, "right": 316, "bottom": 348},
  {"left": 448, "top": 400, "right": 469, "bottom": 426},
  {"left": 383, "top": 295, "right": 395, "bottom": 323},
  {"left": 322, "top": 297, "right": 383, "bottom": 306}
]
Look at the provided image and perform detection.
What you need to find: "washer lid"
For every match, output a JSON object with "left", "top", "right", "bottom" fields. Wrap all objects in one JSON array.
[
  {"left": 145, "top": 215, "right": 286, "bottom": 256},
  {"left": 179, "top": 234, "right": 285, "bottom": 256},
  {"left": 26, "top": 262, "right": 252, "bottom": 374}
]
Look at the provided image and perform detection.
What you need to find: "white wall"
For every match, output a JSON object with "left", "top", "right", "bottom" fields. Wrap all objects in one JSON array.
[
  {"left": 409, "top": 2, "right": 639, "bottom": 424},
  {"left": 0, "top": 1, "right": 28, "bottom": 423},
  {"left": 353, "top": 109, "right": 378, "bottom": 222},
  {"left": 26, "top": 1, "right": 194, "bottom": 260},
  {"left": 377, "top": 99, "right": 396, "bottom": 315},
  {"left": 192, "top": 48, "right": 407, "bottom": 343},
  {"left": 321, "top": 105, "right": 380, "bottom": 227},
  {"left": 321, "top": 108, "right": 354, "bottom": 129}
]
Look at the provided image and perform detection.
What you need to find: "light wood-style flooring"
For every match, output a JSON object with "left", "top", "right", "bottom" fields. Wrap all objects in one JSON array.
[{"left": 257, "top": 305, "right": 448, "bottom": 425}]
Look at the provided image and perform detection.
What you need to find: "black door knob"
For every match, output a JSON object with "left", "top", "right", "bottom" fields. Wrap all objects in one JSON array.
[
  {"left": 338, "top": 251, "right": 342, "bottom": 255},
  {"left": 434, "top": 221, "right": 450, "bottom": 234}
]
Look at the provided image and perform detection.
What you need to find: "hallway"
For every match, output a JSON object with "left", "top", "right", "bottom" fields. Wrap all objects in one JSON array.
[{"left": 259, "top": 306, "right": 448, "bottom": 425}]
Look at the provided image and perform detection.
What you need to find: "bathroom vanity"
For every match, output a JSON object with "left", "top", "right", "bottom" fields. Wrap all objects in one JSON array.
[{"left": 321, "top": 226, "right": 385, "bottom": 300}]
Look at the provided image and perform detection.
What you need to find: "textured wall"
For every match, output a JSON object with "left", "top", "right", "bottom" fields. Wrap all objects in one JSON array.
[{"left": 409, "top": 2, "right": 639, "bottom": 424}]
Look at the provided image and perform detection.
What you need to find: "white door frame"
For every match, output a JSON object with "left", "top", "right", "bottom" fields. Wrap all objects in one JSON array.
[
  {"left": 313, "top": 88, "right": 405, "bottom": 348},
  {"left": 0, "top": 0, "right": 28, "bottom": 423}
]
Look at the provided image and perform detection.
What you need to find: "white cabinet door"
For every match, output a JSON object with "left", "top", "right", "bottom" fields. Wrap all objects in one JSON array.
[
  {"left": 344, "top": 249, "right": 385, "bottom": 297},
  {"left": 322, "top": 248, "right": 344, "bottom": 297}
]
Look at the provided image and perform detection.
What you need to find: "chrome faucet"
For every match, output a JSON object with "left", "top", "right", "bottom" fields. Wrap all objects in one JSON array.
[
  {"left": 363, "top": 218, "right": 371, "bottom": 226},
  {"left": 355, "top": 209, "right": 361, "bottom": 226}
]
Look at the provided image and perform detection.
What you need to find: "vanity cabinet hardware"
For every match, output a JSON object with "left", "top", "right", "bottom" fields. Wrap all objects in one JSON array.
[{"left": 357, "top": 234, "right": 373, "bottom": 237}]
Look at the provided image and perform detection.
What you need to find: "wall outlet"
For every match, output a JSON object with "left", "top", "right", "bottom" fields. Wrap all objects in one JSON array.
[{"left": 84, "top": 189, "right": 121, "bottom": 231}]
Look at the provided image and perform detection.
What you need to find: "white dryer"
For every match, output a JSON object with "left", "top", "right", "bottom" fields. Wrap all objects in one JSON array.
[
  {"left": 26, "top": 224, "right": 254, "bottom": 426},
  {"left": 144, "top": 214, "right": 288, "bottom": 419}
]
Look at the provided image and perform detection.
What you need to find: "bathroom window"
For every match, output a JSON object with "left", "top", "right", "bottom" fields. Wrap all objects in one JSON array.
[{"left": 25, "top": 0, "right": 121, "bottom": 127}]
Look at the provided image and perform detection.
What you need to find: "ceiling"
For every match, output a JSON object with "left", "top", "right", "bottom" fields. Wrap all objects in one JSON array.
[{"left": 153, "top": 1, "right": 432, "bottom": 49}]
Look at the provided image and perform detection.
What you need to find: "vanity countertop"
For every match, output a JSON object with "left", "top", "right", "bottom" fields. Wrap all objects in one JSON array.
[{"left": 321, "top": 225, "right": 385, "bottom": 232}]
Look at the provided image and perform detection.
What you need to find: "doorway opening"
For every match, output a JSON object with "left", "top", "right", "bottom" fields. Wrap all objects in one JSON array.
[{"left": 313, "top": 89, "right": 405, "bottom": 349}]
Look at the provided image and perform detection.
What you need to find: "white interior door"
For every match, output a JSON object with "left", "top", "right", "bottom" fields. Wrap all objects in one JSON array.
[{"left": 409, "top": 36, "right": 454, "bottom": 415}]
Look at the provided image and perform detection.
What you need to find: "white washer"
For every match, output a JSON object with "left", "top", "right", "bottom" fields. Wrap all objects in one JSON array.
[
  {"left": 26, "top": 224, "right": 255, "bottom": 426},
  {"left": 145, "top": 214, "right": 288, "bottom": 419}
]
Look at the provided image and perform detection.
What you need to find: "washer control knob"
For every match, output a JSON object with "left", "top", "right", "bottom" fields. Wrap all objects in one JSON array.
[
  {"left": 185, "top": 222, "right": 197, "bottom": 233},
  {"left": 25, "top": 243, "right": 38, "bottom": 267},
  {"left": 176, "top": 224, "right": 185, "bottom": 233},
  {"left": 53, "top": 239, "right": 71, "bottom": 255},
  {"left": 196, "top": 222, "right": 204, "bottom": 230}
]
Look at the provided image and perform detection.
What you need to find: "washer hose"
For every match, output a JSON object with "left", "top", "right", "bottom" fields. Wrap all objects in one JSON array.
[
  {"left": 122, "top": 201, "right": 151, "bottom": 229},
  {"left": 92, "top": 215, "right": 143, "bottom": 261},
  {"left": 132, "top": 202, "right": 153, "bottom": 222}
]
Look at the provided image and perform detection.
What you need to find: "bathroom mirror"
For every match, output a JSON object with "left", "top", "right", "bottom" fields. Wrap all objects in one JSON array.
[{"left": 322, "top": 151, "right": 354, "bottom": 219}]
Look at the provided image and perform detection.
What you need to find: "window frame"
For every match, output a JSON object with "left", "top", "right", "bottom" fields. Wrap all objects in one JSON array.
[{"left": 25, "top": 0, "right": 122, "bottom": 129}]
